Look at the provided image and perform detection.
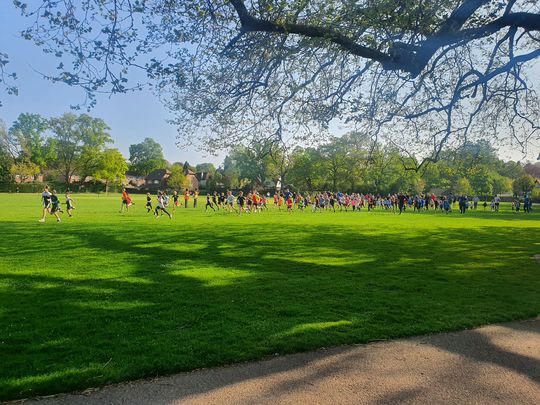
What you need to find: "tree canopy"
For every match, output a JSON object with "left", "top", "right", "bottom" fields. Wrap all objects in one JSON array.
[
  {"left": 94, "top": 148, "right": 129, "bottom": 192},
  {"left": 9, "top": 113, "right": 51, "bottom": 168},
  {"left": 48, "top": 113, "right": 112, "bottom": 184},
  {"left": 4, "top": 0, "right": 540, "bottom": 164},
  {"left": 213, "top": 134, "right": 520, "bottom": 196},
  {"left": 128, "top": 137, "right": 167, "bottom": 175}
]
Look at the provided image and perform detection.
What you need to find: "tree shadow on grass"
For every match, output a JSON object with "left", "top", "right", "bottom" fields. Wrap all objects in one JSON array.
[
  {"left": 0, "top": 221, "right": 539, "bottom": 400},
  {"left": 426, "top": 322, "right": 540, "bottom": 385}
]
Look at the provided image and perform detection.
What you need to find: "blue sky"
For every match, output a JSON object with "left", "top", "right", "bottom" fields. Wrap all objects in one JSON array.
[
  {"left": 0, "top": 3, "right": 224, "bottom": 166},
  {"left": 1, "top": 3, "right": 539, "bottom": 164}
]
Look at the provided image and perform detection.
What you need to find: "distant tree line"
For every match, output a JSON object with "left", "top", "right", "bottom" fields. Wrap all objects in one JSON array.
[
  {"left": 0, "top": 112, "right": 212, "bottom": 192},
  {"left": 0, "top": 113, "right": 538, "bottom": 197},
  {"left": 211, "top": 134, "right": 539, "bottom": 198}
]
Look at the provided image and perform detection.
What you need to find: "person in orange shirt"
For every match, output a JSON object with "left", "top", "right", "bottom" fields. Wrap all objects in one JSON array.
[
  {"left": 120, "top": 188, "right": 133, "bottom": 213},
  {"left": 184, "top": 189, "right": 190, "bottom": 208},
  {"left": 252, "top": 192, "right": 259, "bottom": 213},
  {"left": 278, "top": 194, "right": 284, "bottom": 211}
]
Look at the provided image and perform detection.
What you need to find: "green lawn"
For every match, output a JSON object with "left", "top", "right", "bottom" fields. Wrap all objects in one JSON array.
[{"left": 0, "top": 193, "right": 539, "bottom": 400}]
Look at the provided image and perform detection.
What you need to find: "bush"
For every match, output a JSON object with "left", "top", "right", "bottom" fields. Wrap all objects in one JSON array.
[
  {"left": 0, "top": 182, "right": 114, "bottom": 193},
  {"left": 532, "top": 187, "right": 540, "bottom": 203}
]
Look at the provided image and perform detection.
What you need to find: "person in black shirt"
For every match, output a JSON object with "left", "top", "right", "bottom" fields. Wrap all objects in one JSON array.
[
  {"left": 65, "top": 192, "right": 75, "bottom": 217},
  {"left": 205, "top": 194, "right": 215, "bottom": 211},
  {"left": 145, "top": 193, "right": 153, "bottom": 213},
  {"left": 212, "top": 191, "right": 219, "bottom": 210},
  {"left": 397, "top": 193, "right": 406, "bottom": 215},
  {"left": 458, "top": 195, "right": 468, "bottom": 214},
  {"left": 220, "top": 192, "right": 226, "bottom": 209},
  {"left": 172, "top": 190, "right": 179, "bottom": 211},
  {"left": 50, "top": 190, "right": 63, "bottom": 222},
  {"left": 237, "top": 191, "right": 246, "bottom": 214},
  {"left": 39, "top": 185, "right": 52, "bottom": 223}
]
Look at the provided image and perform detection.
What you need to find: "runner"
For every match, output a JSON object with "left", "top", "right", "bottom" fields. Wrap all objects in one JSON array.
[
  {"left": 146, "top": 192, "right": 153, "bottom": 213},
  {"left": 278, "top": 193, "right": 284, "bottom": 211},
  {"left": 226, "top": 191, "right": 237, "bottom": 212},
  {"left": 119, "top": 188, "right": 133, "bottom": 213},
  {"left": 261, "top": 194, "right": 268, "bottom": 210},
  {"left": 39, "top": 186, "right": 52, "bottom": 223},
  {"left": 205, "top": 194, "right": 215, "bottom": 211},
  {"left": 50, "top": 190, "right": 63, "bottom": 222},
  {"left": 286, "top": 194, "right": 294, "bottom": 212},
  {"left": 218, "top": 192, "right": 226, "bottom": 210},
  {"left": 65, "top": 191, "right": 75, "bottom": 217},
  {"left": 237, "top": 191, "right": 246, "bottom": 215},
  {"left": 154, "top": 191, "right": 172, "bottom": 219},
  {"left": 212, "top": 191, "right": 219, "bottom": 210},
  {"left": 494, "top": 195, "right": 501, "bottom": 212},
  {"left": 172, "top": 190, "right": 179, "bottom": 211},
  {"left": 251, "top": 192, "right": 259, "bottom": 213}
]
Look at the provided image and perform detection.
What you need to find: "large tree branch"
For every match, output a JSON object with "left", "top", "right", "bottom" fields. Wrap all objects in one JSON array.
[
  {"left": 228, "top": 0, "right": 540, "bottom": 78},
  {"left": 228, "top": 0, "right": 392, "bottom": 65}
]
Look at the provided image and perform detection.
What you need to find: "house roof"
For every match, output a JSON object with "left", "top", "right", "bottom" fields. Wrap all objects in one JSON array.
[
  {"left": 145, "top": 169, "right": 170, "bottom": 181},
  {"left": 126, "top": 171, "right": 145, "bottom": 178}
]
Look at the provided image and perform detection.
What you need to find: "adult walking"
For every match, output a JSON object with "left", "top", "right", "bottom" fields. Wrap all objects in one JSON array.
[
  {"left": 398, "top": 192, "right": 406, "bottom": 215},
  {"left": 458, "top": 195, "right": 468, "bottom": 214}
]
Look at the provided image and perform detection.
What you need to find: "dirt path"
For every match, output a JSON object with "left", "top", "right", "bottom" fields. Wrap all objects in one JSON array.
[{"left": 17, "top": 318, "right": 540, "bottom": 405}]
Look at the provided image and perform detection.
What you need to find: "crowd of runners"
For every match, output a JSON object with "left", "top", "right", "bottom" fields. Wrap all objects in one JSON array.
[
  {"left": 36, "top": 185, "right": 533, "bottom": 222},
  {"left": 122, "top": 188, "right": 535, "bottom": 217},
  {"left": 38, "top": 186, "right": 75, "bottom": 222}
]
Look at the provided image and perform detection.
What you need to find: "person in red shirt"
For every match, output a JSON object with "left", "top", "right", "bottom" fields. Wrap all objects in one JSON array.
[{"left": 286, "top": 196, "right": 294, "bottom": 212}]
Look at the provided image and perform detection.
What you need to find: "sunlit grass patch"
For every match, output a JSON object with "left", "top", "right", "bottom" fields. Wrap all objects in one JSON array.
[{"left": 0, "top": 193, "right": 539, "bottom": 401}]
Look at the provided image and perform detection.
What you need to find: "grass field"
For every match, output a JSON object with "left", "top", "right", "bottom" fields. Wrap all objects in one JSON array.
[{"left": 0, "top": 192, "right": 539, "bottom": 401}]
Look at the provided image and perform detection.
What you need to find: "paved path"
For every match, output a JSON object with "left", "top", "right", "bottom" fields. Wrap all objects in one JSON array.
[{"left": 18, "top": 318, "right": 540, "bottom": 405}]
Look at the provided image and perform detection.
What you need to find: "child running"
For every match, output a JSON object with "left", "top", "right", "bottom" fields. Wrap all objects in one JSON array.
[
  {"left": 172, "top": 190, "right": 179, "bottom": 211},
  {"left": 205, "top": 194, "right": 215, "bottom": 211},
  {"left": 237, "top": 191, "right": 246, "bottom": 214},
  {"left": 278, "top": 193, "right": 284, "bottom": 211},
  {"left": 252, "top": 192, "right": 259, "bottom": 213},
  {"left": 212, "top": 191, "right": 219, "bottom": 210},
  {"left": 154, "top": 191, "right": 172, "bottom": 219},
  {"left": 38, "top": 185, "right": 52, "bottom": 222},
  {"left": 120, "top": 188, "right": 133, "bottom": 213},
  {"left": 286, "top": 194, "right": 294, "bottom": 212},
  {"left": 146, "top": 192, "right": 153, "bottom": 213},
  {"left": 50, "top": 190, "right": 63, "bottom": 222},
  {"left": 65, "top": 191, "right": 75, "bottom": 217},
  {"left": 226, "top": 191, "right": 237, "bottom": 212}
]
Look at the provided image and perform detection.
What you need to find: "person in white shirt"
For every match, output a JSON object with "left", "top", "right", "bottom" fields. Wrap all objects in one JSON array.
[
  {"left": 154, "top": 191, "right": 172, "bottom": 219},
  {"left": 494, "top": 195, "right": 501, "bottom": 212}
]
